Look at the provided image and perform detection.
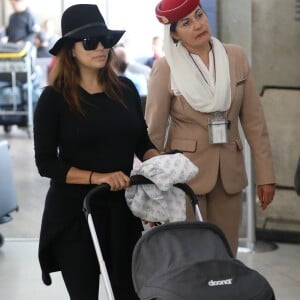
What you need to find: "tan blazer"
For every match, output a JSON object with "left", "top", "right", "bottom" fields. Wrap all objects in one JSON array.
[{"left": 145, "top": 44, "right": 275, "bottom": 195}]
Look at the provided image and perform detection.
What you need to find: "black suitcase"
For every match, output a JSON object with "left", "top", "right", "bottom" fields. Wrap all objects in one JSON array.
[{"left": 0, "top": 140, "right": 18, "bottom": 247}]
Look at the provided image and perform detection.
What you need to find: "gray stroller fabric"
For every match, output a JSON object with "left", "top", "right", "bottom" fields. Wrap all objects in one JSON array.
[{"left": 132, "top": 221, "right": 275, "bottom": 300}]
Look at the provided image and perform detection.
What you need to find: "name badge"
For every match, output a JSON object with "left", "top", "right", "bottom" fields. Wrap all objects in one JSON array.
[{"left": 208, "top": 112, "right": 229, "bottom": 144}]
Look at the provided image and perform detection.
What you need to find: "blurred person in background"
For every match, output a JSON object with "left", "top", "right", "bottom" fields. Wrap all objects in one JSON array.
[
  {"left": 120, "top": 36, "right": 152, "bottom": 81},
  {"left": 34, "top": 19, "right": 59, "bottom": 57},
  {"left": 112, "top": 44, "right": 148, "bottom": 96},
  {"left": 34, "top": 31, "right": 52, "bottom": 58},
  {"left": 144, "top": 35, "right": 164, "bottom": 68},
  {"left": 39, "top": 19, "right": 59, "bottom": 49},
  {"left": 5, "top": 0, "right": 38, "bottom": 44}
]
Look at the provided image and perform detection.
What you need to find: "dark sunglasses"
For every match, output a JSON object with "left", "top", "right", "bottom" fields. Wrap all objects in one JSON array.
[{"left": 79, "top": 37, "right": 111, "bottom": 50}]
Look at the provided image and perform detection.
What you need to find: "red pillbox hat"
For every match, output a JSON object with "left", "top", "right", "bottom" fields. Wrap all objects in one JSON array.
[{"left": 155, "top": 0, "right": 200, "bottom": 24}]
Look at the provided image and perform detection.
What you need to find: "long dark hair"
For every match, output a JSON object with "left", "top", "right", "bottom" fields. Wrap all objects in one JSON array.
[{"left": 48, "top": 39, "right": 126, "bottom": 115}]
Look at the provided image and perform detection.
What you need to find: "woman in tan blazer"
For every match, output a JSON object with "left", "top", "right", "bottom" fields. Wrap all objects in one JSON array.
[{"left": 145, "top": 0, "right": 276, "bottom": 256}]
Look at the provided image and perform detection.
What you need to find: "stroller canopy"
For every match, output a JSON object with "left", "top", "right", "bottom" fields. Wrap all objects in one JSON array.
[
  {"left": 132, "top": 221, "right": 232, "bottom": 299},
  {"left": 132, "top": 221, "right": 274, "bottom": 300}
]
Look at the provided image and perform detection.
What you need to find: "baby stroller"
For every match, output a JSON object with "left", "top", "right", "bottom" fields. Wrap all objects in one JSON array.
[{"left": 83, "top": 175, "right": 275, "bottom": 300}]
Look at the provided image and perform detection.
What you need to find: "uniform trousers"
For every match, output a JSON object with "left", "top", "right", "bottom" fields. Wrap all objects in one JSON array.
[{"left": 187, "top": 175, "right": 243, "bottom": 256}]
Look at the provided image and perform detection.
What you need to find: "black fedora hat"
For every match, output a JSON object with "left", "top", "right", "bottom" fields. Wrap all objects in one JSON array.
[{"left": 49, "top": 4, "right": 125, "bottom": 55}]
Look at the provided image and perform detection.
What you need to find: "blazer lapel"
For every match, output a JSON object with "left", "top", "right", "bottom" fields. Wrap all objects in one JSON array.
[{"left": 224, "top": 44, "right": 237, "bottom": 103}]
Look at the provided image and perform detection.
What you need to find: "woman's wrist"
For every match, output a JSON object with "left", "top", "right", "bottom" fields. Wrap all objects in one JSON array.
[
  {"left": 143, "top": 148, "right": 160, "bottom": 161},
  {"left": 89, "top": 171, "right": 94, "bottom": 184},
  {"left": 89, "top": 172, "right": 105, "bottom": 185}
]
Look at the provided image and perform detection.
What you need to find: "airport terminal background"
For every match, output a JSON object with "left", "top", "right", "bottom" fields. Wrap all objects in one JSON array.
[{"left": 0, "top": 0, "right": 300, "bottom": 299}]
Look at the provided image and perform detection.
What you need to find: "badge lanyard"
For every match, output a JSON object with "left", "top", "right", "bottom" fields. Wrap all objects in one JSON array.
[{"left": 189, "top": 45, "right": 229, "bottom": 144}]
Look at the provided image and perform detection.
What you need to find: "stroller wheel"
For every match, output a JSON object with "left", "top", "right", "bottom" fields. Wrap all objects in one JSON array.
[{"left": 4, "top": 125, "right": 12, "bottom": 134}]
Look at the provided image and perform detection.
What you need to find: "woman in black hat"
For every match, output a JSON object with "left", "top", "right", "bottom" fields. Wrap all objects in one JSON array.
[{"left": 33, "top": 4, "right": 159, "bottom": 300}]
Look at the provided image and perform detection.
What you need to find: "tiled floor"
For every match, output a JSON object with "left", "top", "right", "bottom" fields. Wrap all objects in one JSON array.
[
  {"left": 0, "top": 239, "right": 69, "bottom": 300},
  {"left": 1, "top": 239, "right": 300, "bottom": 300},
  {"left": 1, "top": 126, "right": 300, "bottom": 300}
]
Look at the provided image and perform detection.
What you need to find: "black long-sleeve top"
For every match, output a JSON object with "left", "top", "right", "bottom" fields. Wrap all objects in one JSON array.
[
  {"left": 34, "top": 78, "right": 155, "bottom": 281},
  {"left": 34, "top": 77, "right": 155, "bottom": 210},
  {"left": 34, "top": 78, "right": 154, "bottom": 183}
]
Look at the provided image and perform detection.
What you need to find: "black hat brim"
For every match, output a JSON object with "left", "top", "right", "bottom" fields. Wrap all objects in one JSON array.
[{"left": 49, "top": 26, "right": 125, "bottom": 55}]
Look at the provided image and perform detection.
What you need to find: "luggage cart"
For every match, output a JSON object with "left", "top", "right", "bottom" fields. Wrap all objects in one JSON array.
[{"left": 0, "top": 42, "right": 34, "bottom": 136}]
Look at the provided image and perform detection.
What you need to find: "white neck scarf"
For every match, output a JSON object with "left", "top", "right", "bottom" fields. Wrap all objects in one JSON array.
[{"left": 163, "top": 25, "right": 231, "bottom": 113}]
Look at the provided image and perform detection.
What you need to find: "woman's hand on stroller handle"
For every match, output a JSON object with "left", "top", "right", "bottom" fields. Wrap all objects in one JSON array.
[
  {"left": 90, "top": 171, "right": 130, "bottom": 191},
  {"left": 83, "top": 175, "right": 154, "bottom": 216}
]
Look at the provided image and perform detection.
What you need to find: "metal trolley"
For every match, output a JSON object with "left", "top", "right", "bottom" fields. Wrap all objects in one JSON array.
[{"left": 0, "top": 42, "right": 34, "bottom": 136}]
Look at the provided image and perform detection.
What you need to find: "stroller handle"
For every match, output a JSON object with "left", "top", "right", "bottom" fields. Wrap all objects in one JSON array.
[{"left": 83, "top": 175, "right": 198, "bottom": 218}]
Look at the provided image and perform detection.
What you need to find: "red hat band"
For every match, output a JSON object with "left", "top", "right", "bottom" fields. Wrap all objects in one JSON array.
[{"left": 155, "top": 0, "right": 200, "bottom": 24}]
